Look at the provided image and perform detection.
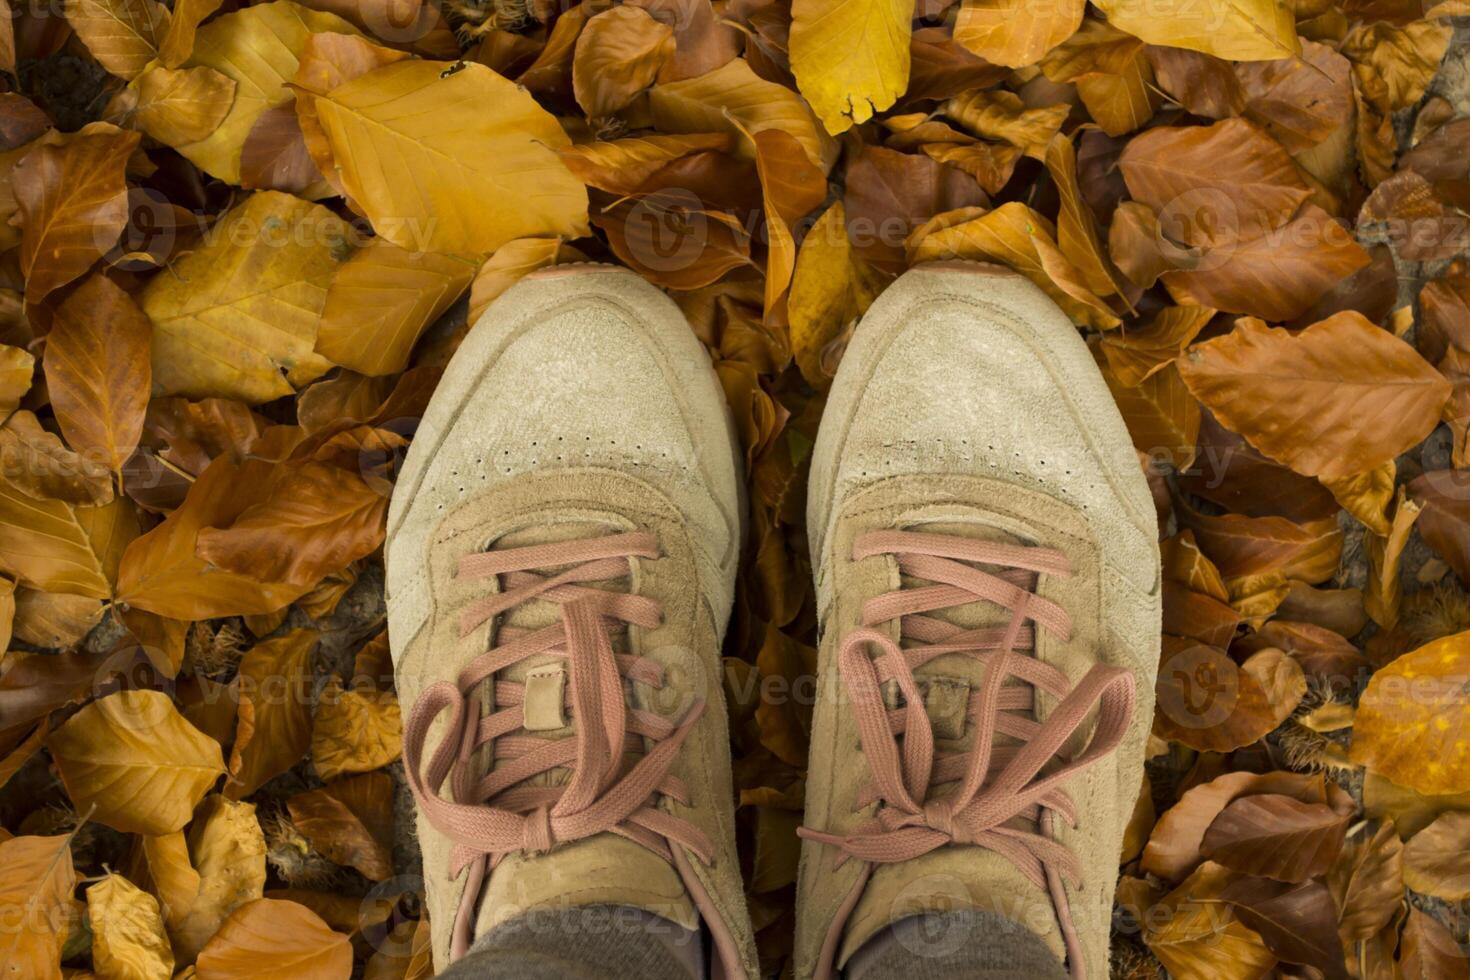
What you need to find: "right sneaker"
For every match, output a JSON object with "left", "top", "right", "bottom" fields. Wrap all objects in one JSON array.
[
  {"left": 795, "top": 262, "right": 1161, "bottom": 980},
  {"left": 385, "top": 265, "right": 758, "bottom": 978}
]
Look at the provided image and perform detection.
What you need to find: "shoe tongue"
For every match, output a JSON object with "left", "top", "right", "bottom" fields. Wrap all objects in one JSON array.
[
  {"left": 469, "top": 520, "right": 699, "bottom": 938},
  {"left": 840, "top": 518, "right": 1065, "bottom": 967}
]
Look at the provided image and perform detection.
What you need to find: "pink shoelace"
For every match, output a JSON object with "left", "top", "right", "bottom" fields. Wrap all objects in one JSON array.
[
  {"left": 403, "top": 531, "right": 712, "bottom": 959},
  {"left": 797, "top": 530, "right": 1135, "bottom": 976}
]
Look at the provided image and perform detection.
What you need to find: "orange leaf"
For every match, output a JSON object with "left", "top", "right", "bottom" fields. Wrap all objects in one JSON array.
[{"left": 195, "top": 898, "right": 352, "bottom": 978}]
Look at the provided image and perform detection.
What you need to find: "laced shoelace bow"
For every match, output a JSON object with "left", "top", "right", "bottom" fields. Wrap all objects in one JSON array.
[
  {"left": 798, "top": 529, "right": 1135, "bottom": 903},
  {"left": 403, "top": 531, "right": 713, "bottom": 955}
]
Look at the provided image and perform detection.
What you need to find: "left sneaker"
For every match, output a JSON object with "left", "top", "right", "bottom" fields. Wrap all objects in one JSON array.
[{"left": 385, "top": 265, "right": 758, "bottom": 978}]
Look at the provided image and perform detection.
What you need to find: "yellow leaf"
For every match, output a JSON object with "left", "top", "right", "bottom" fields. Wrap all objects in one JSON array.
[
  {"left": 0, "top": 487, "right": 137, "bottom": 598},
  {"left": 158, "top": 0, "right": 223, "bottom": 68},
  {"left": 1091, "top": 0, "right": 1300, "bottom": 61},
  {"left": 141, "top": 832, "right": 201, "bottom": 928},
  {"left": 788, "top": 202, "right": 880, "bottom": 389},
  {"left": 466, "top": 238, "right": 567, "bottom": 324},
  {"left": 0, "top": 343, "right": 34, "bottom": 420},
  {"left": 1352, "top": 631, "right": 1470, "bottom": 794},
  {"left": 1342, "top": 20, "right": 1452, "bottom": 113},
  {"left": 195, "top": 898, "right": 351, "bottom": 979},
  {"left": 131, "top": 65, "right": 237, "bottom": 147},
  {"left": 954, "top": 0, "right": 1084, "bottom": 69},
  {"left": 47, "top": 690, "right": 225, "bottom": 835},
  {"left": 789, "top": 0, "right": 911, "bottom": 134},
  {"left": 943, "top": 89, "right": 1069, "bottom": 158},
  {"left": 315, "top": 239, "right": 476, "bottom": 376},
  {"left": 1143, "top": 861, "right": 1275, "bottom": 977},
  {"left": 650, "top": 58, "right": 833, "bottom": 171},
  {"left": 226, "top": 630, "right": 318, "bottom": 799},
  {"left": 87, "top": 873, "right": 174, "bottom": 980},
  {"left": 909, "top": 202, "right": 1121, "bottom": 329},
  {"left": 168, "top": 795, "right": 267, "bottom": 965},
  {"left": 142, "top": 191, "right": 350, "bottom": 404},
  {"left": 310, "top": 59, "right": 588, "bottom": 256},
  {"left": 177, "top": 1, "right": 359, "bottom": 183},
  {"left": 1044, "top": 134, "right": 1126, "bottom": 298},
  {"left": 0, "top": 835, "right": 79, "bottom": 980},
  {"left": 1323, "top": 461, "right": 1395, "bottom": 536},
  {"left": 63, "top": 0, "right": 170, "bottom": 81},
  {"left": 572, "top": 5, "right": 674, "bottom": 119},
  {"left": 1099, "top": 306, "right": 1215, "bottom": 386},
  {"left": 558, "top": 133, "right": 734, "bottom": 196},
  {"left": 311, "top": 674, "right": 402, "bottom": 781}
]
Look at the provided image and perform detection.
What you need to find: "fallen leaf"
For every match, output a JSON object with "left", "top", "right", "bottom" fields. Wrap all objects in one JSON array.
[
  {"left": 1328, "top": 820, "right": 1403, "bottom": 943},
  {"left": 0, "top": 485, "right": 136, "bottom": 597},
  {"left": 141, "top": 831, "right": 201, "bottom": 928},
  {"left": 953, "top": 0, "right": 1084, "bottom": 69},
  {"left": 1401, "top": 907, "right": 1470, "bottom": 979},
  {"left": 0, "top": 835, "right": 79, "bottom": 980},
  {"left": 63, "top": 0, "right": 171, "bottom": 82},
  {"left": 311, "top": 674, "right": 402, "bottom": 780},
  {"left": 47, "top": 690, "right": 225, "bottom": 834},
  {"left": 1323, "top": 461, "right": 1395, "bottom": 536},
  {"left": 789, "top": 202, "right": 881, "bottom": 388},
  {"left": 789, "top": 0, "right": 909, "bottom": 134},
  {"left": 1341, "top": 19, "right": 1452, "bottom": 113},
  {"left": 558, "top": 133, "right": 734, "bottom": 196},
  {"left": 1351, "top": 631, "right": 1470, "bottom": 794},
  {"left": 1201, "top": 794, "right": 1350, "bottom": 882},
  {"left": 169, "top": 795, "right": 268, "bottom": 964},
  {"left": 1100, "top": 306, "right": 1214, "bottom": 385},
  {"left": 11, "top": 588, "right": 105, "bottom": 648},
  {"left": 142, "top": 191, "right": 349, "bottom": 404},
  {"left": 0, "top": 344, "right": 33, "bottom": 422},
  {"left": 239, "top": 100, "right": 321, "bottom": 194},
  {"left": 943, "top": 89, "right": 1070, "bottom": 159},
  {"left": 746, "top": 126, "right": 828, "bottom": 313},
  {"left": 1364, "top": 486, "right": 1420, "bottom": 629},
  {"left": 195, "top": 898, "right": 351, "bottom": 978},
  {"left": 1143, "top": 861, "right": 1277, "bottom": 979},
  {"left": 573, "top": 5, "right": 674, "bottom": 120},
  {"left": 1235, "top": 40, "right": 1352, "bottom": 153},
  {"left": 1402, "top": 810, "right": 1470, "bottom": 900},
  {"left": 43, "top": 273, "right": 151, "bottom": 476},
  {"left": 1218, "top": 877, "right": 1347, "bottom": 978},
  {"left": 1097, "top": 356, "right": 1199, "bottom": 468},
  {"left": 466, "top": 238, "right": 568, "bottom": 323},
  {"left": 1178, "top": 314, "right": 1448, "bottom": 481},
  {"left": 286, "top": 771, "right": 394, "bottom": 880},
  {"left": 87, "top": 873, "right": 174, "bottom": 980},
  {"left": 1091, "top": 0, "right": 1299, "bottom": 61},
  {"left": 224, "top": 630, "right": 318, "bottom": 799},
  {"left": 130, "top": 65, "right": 237, "bottom": 148},
  {"left": 13, "top": 124, "right": 140, "bottom": 304},
  {"left": 310, "top": 59, "right": 588, "bottom": 255},
  {"left": 1153, "top": 639, "right": 1286, "bottom": 753},
  {"left": 0, "top": 410, "right": 115, "bottom": 505},
  {"left": 842, "top": 141, "right": 987, "bottom": 273}
]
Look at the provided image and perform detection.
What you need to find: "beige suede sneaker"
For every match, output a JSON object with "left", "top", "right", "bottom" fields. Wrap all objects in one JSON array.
[
  {"left": 795, "top": 262, "right": 1161, "bottom": 979},
  {"left": 385, "top": 266, "right": 758, "bottom": 978}
]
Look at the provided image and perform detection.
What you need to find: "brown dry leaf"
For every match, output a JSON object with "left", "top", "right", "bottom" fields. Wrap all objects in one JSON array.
[
  {"left": 142, "top": 191, "right": 348, "bottom": 403},
  {"left": 747, "top": 126, "right": 828, "bottom": 313},
  {"left": 952, "top": 0, "right": 1084, "bottom": 69},
  {"left": 44, "top": 273, "right": 151, "bottom": 476},
  {"left": 1235, "top": 40, "right": 1352, "bottom": 153},
  {"left": 87, "top": 873, "right": 174, "bottom": 980},
  {"left": 1044, "top": 134, "right": 1128, "bottom": 299},
  {"left": 47, "top": 690, "right": 225, "bottom": 834},
  {"left": 1090, "top": 0, "right": 1299, "bottom": 61},
  {"left": 1097, "top": 356, "right": 1199, "bottom": 469},
  {"left": 1364, "top": 486, "right": 1421, "bottom": 629},
  {"left": 286, "top": 771, "right": 394, "bottom": 880},
  {"left": 195, "top": 898, "right": 351, "bottom": 978},
  {"left": 1178, "top": 314, "right": 1449, "bottom": 481},
  {"left": 1147, "top": 47, "right": 1246, "bottom": 118},
  {"left": 1341, "top": 20, "right": 1452, "bottom": 113},
  {"left": 1201, "top": 793, "right": 1350, "bottom": 882},
  {"left": 558, "top": 133, "right": 733, "bottom": 196},
  {"left": 0, "top": 485, "right": 136, "bottom": 598},
  {"left": 63, "top": 0, "right": 171, "bottom": 82},
  {"left": 1401, "top": 907, "right": 1470, "bottom": 979},
  {"left": 12, "top": 588, "right": 106, "bottom": 648},
  {"left": 13, "top": 124, "right": 140, "bottom": 304},
  {"left": 312, "top": 674, "right": 402, "bottom": 780},
  {"left": 141, "top": 831, "right": 201, "bottom": 928},
  {"left": 0, "top": 410, "right": 115, "bottom": 505},
  {"left": 1118, "top": 118, "right": 1311, "bottom": 248},
  {"left": 239, "top": 101, "right": 321, "bottom": 194},
  {"left": 1040, "top": 18, "right": 1158, "bottom": 137},
  {"left": 1218, "top": 876, "right": 1347, "bottom": 978},
  {"left": 789, "top": 0, "right": 911, "bottom": 134},
  {"left": 0, "top": 717, "right": 44, "bottom": 792},
  {"left": 1351, "top": 631, "right": 1470, "bottom": 794},
  {"left": 1101, "top": 306, "right": 1214, "bottom": 386},
  {"left": 1409, "top": 470, "right": 1470, "bottom": 585},
  {"left": 1328, "top": 820, "right": 1404, "bottom": 943},
  {"left": 910, "top": 202, "right": 1120, "bottom": 329},
  {"left": 1107, "top": 200, "right": 1199, "bottom": 291},
  {"left": 0, "top": 834, "right": 79, "bottom": 980},
  {"left": 1153, "top": 639, "right": 1286, "bottom": 752},
  {"left": 169, "top": 795, "right": 267, "bottom": 964},
  {"left": 573, "top": 5, "right": 674, "bottom": 120},
  {"left": 157, "top": 0, "right": 222, "bottom": 67},
  {"left": 1402, "top": 810, "right": 1470, "bottom": 900},
  {"left": 114, "top": 453, "right": 305, "bottom": 620},
  {"left": 225, "top": 630, "right": 318, "bottom": 799},
  {"left": 596, "top": 190, "right": 752, "bottom": 291},
  {"left": 649, "top": 57, "right": 831, "bottom": 171},
  {"left": 315, "top": 240, "right": 475, "bottom": 377},
  {"left": 0, "top": 575, "right": 12, "bottom": 654},
  {"left": 1143, "top": 769, "right": 1349, "bottom": 883},
  {"left": 130, "top": 65, "right": 237, "bottom": 148},
  {"left": 842, "top": 141, "right": 987, "bottom": 273},
  {"left": 1143, "top": 861, "right": 1277, "bottom": 979}
]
